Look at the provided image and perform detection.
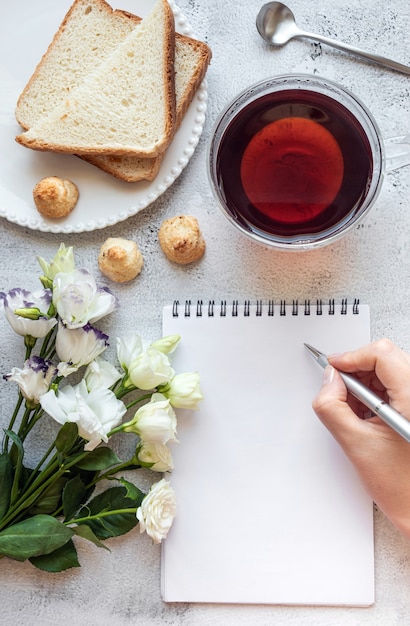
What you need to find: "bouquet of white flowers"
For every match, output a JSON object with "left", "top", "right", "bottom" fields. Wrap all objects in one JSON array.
[{"left": 0, "top": 245, "right": 202, "bottom": 572}]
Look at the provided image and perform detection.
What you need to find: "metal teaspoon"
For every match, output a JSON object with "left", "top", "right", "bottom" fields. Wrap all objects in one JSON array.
[{"left": 256, "top": 2, "right": 410, "bottom": 75}]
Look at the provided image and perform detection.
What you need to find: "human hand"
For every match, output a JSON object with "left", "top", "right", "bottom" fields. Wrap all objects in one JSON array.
[{"left": 312, "top": 338, "right": 410, "bottom": 538}]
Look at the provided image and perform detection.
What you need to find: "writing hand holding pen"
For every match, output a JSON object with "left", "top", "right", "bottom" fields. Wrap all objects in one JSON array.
[
  {"left": 310, "top": 338, "right": 410, "bottom": 539},
  {"left": 305, "top": 343, "right": 410, "bottom": 442}
]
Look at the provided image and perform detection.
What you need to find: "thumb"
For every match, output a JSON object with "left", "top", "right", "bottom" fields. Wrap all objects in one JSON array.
[{"left": 312, "top": 365, "right": 368, "bottom": 449}]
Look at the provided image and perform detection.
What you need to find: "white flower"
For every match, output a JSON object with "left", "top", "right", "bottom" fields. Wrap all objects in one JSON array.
[
  {"left": 56, "top": 322, "right": 109, "bottom": 376},
  {"left": 84, "top": 357, "right": 122, "bottom": 392},
  {"left": 136, "top": 441, "right": 174, "bottom": 472},
  {"left": 161, "top": 372, "right": 203, "bottom": 409},
  {"left": 53, "top": 268, "right": 117, "bottom": 329},
  {"left": 136, "top": 479, "right": 176, "bottom": 544},
  {"left": 123, "top": 394, "right": 178, "bottom": 444},
  {"left": 38, "top": 244, "right": 75, "bottom": 282},
  {"left": 117, "top": 335, "right": 180, "bottom": 374},
  {"left": 0, "top": 288, "right": 57, "bottom": 338},
  {"left": 128, "top": 348, "right": 174, "bottom": 390},
  {"left": 116, "top": 333, "right": 143, "bottom": 372},
  {"left": 150, "top": 334, "right": 180, "bottom": 355},
  {"left": 40, "top": 379, "right": 126, "bottom": 451},
  {"left": 4, "top": 356, "right": 56, "bottom": 405}
]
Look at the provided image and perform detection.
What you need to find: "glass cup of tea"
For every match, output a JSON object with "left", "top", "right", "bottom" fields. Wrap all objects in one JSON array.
[{"left": 207, "top": 74, "right": 410, "bottom": 251}]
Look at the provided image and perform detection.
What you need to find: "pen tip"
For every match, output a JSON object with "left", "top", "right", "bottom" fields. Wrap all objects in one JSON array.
[{"left": 304, "top": 343, "right": 322, "bottom": 359}]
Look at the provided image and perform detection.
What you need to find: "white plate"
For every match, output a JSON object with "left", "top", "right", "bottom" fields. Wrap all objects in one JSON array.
[{"left": 0, "top": 0, "right": 208, "bottom": 233}]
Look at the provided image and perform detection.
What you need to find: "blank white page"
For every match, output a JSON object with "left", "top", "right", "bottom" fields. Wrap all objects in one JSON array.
[{"left": 161, "top": 301, "right": 374, "bottom": 606}]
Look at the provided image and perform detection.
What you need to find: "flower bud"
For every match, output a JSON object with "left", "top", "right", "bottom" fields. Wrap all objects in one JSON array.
[
  {"left": 13, "top": 307, "right": 46, "bottom": 320},
  {"left": 116, "top": 334, "right": 143, "bottom": 372},
  {"left": 128, "top": 348, "right": 174, "bottom": 390},
  {"left": 150, "top": 334, "right": 180, "bottom": 355},
  {"left": 159, "top": 372, "right": 203, "bottom": 409},
  {"left": 123, "top": 395, "right": 178, "bottom": 445},
  {"left": 38, "top": 243, "right": 75, "bottom": 281},
  {"left": 136, "top": 442, "right": 174, "bottom": 472}
]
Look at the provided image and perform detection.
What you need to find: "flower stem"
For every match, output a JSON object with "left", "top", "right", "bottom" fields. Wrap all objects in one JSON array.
[
  {"left": 38, "top": 325, "right": 57, "bottom": 360},
  {"left": 106, "top": 424, "right": 124, "bottom": 437},
  {"left": 23, "top": 440, "right": 57, "bottom": 491},
  {"left": 3, "top": 393, "right": 24, "bottom": 452},
  {"left": 16, "top": 406, "right": 37, "bottom": 441},
  {"left": 19, "top": 407, "right": 45, "bottom": 441},
  {"left": 0, "top": 456, "right": 60, "bottom": 530},
  {"left": 24, "top": 340, "right": 34, "bottom": 361},
  {"left": 86, "top": 460, "right": 141, "bottom": 488},
  {"left": 114, "top": 383, "right": 136, "bottom": 400},
  {"left": 65, "top": 507, "right": 138, "bottom": 526},
  {"left": 0, "top": 450, "right": 89, "bottom": 531},
  {"left": 125, "top": 393, "right": 154, "bottom": 410}
]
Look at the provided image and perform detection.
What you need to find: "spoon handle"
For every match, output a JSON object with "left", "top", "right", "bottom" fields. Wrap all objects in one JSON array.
[
  {"left": 300, "top": 30, "right": 410, "bottom": 75},
  {"left": 385, "top": 135, "right": 410, "bottom": 172}
]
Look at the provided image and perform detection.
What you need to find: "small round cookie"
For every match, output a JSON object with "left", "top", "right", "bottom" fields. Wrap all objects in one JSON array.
[
  {"left": 33, "top": 176, "right": 79, "bottom": 218},
  {"left": 98, "top": 237, "right": 144, "bottom": 283},
  {"left": 158, "top": 215, "right": 205, "bottom": 265}
]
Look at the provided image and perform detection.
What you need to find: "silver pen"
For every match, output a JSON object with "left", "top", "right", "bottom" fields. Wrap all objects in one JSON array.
[{"left": 304, "top": 343, "right": 410, "bottom": 443}]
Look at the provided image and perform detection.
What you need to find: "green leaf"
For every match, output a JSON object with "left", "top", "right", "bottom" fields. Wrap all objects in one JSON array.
[
  {"left": 0, "top": 514, "right": 73, "bottom": 561},
  {"left": 5, "top": 430, "right": 24, "bottom": 459},
  {"left": 29, "top": 539, "right": 80, "bottom": 572},
  {"left": 66, "top": 467, "right": 97, "bottom": 506},
  {"left": 118, "top": 477, "right": 143, "bottom": 501},
  {"left": 21, "top": 464, "right": 39, "bottom": 487},
  {"left": 74, "top": 447, "right": 122, "bottom": 471},
  {"left": 5, "top": 430, "right": 24, "bottom": 505},
  {"left": 63, "top": 475, "right": 87, "bottom": 521},
  {"left": 28, "top": 476, "right": 67, "bottom": 515},
  {"left": 55, "top": 422, "right": 79, "bottom": 454},
  {"left": 0, "top": 453, "right": 12, "bottom": 520},
  {"left": 72, "top": 524, "right": 109, "bottom": 550},
  {"left": 76, "top": 486, "right": 143, "bottom": 539}
]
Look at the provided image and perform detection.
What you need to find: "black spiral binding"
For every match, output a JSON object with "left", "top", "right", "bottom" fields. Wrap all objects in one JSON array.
[{"left": 172, "top": 298, "right": 360, "bottom": 317}]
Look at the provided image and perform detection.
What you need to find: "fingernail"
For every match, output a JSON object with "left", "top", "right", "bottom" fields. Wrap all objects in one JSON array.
[{"left": 323, "top": 365, "right": 335, "bottom": 385}]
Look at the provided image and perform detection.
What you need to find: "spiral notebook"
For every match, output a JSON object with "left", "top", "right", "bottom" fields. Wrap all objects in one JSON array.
[{"left": 161, "top": 299, "right": 374, "bottom": 606}]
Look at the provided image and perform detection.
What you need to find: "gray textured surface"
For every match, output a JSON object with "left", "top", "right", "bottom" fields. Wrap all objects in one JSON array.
[{"left": 1, "top": 0, "right": 410, "bottom": 623}]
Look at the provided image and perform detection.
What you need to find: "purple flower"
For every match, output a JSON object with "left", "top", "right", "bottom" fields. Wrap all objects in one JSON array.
[
  {"left": 56, "top": 322, "right": 109, "bottom": 376},
  {"left": 52, "top": 268, "right": 117, "bottom": 329},
  {"left": 4, "top": 356, "right": 57, "bottom": 405},
  {"left": 0, "top": 288, "right": 57, "bottom": 338}
]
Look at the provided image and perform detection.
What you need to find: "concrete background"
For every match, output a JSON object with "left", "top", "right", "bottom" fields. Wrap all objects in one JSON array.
[{"left": 0, "top": 0, "right": 410, "bottom": 623}]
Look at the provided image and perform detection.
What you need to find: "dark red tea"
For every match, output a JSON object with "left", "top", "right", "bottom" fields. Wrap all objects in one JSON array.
[{"left": 215, "top": 89, "right": 373, "bottom": 238}]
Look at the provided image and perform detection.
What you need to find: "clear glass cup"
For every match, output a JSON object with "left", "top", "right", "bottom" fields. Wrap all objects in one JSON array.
[{"left": 207, "top": 74, "right": 410, "bottom": 251}]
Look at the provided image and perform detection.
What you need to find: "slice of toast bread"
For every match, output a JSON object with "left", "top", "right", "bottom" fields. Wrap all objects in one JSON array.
[
  {"left": 15, "top": 0, "right": 211, "bottom": 181},
  {"left": 16, "top": 0, "right": 139, "bottom": 130},
  {"left": 16, "top": 0, "right": 177, "bottom": 158},
  {"left": 85, "top": 30, "right": 211, "bottom": 181}
]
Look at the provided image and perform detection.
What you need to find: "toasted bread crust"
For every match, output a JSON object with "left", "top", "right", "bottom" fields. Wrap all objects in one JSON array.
[
  {"left": 16, "top": 0, "right": 177, "bottom": 158},
  {"left": 84, "top": 34, "right": 211, "bottom": 181},
  {"left": 173, "top": 35, "right": 211, "bottom": 127},
  {"left": 16, "top": 0, "right": 138, "bottom": 130},
  {"left": 15, "top": 0, "right": 211, "bottom": 180}
]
